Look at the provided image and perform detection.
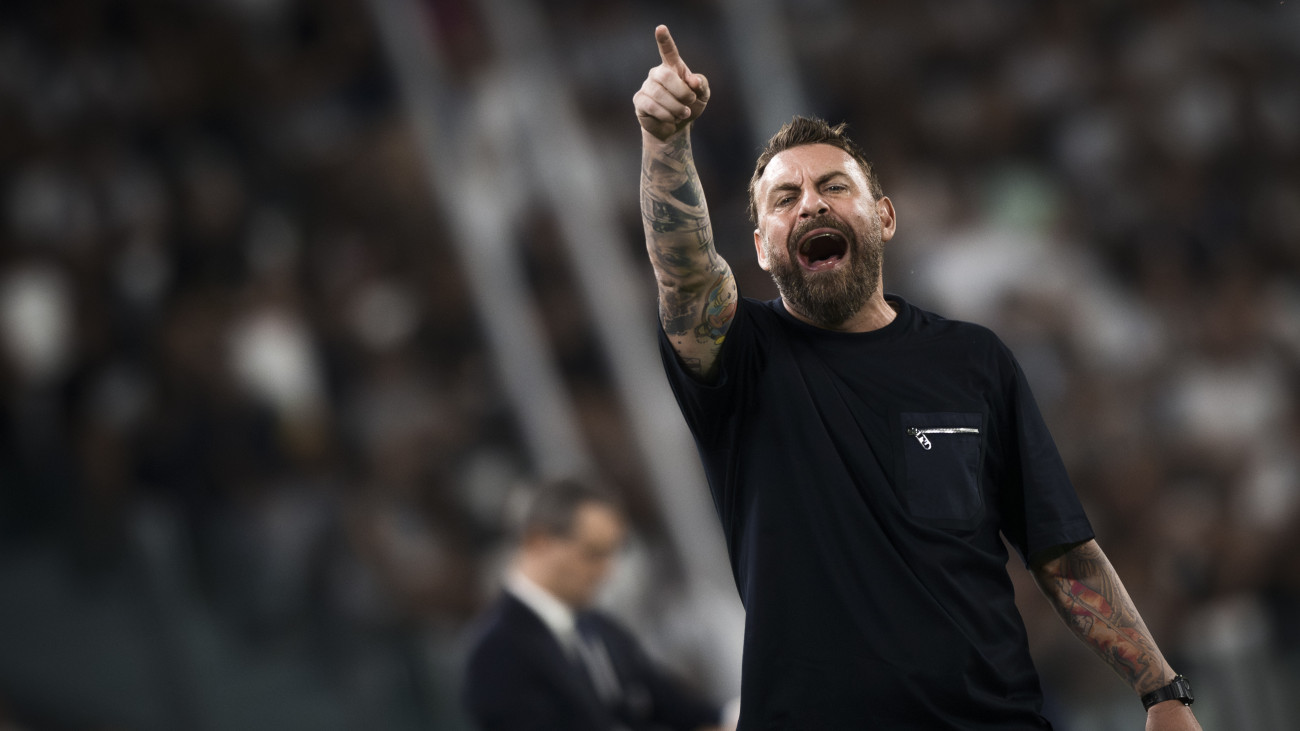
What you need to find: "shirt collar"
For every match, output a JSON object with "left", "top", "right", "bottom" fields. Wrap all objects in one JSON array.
[{"left": 505, "top": 569, "right": 577, "bottom": 642}]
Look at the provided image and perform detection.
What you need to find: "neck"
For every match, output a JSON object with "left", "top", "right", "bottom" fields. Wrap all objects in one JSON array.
[
  {"left": 511, "top": 560, "right": 574, "bottom": 611},
  {"left": 514, "top": 555, "right": 548, "bottom": 593},
  {"left": 785, "top": 290, "right": 896, "bottom": 333}
]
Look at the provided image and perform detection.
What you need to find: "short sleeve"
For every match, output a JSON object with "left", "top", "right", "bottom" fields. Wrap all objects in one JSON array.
[
  {"left": 656, "top": 297, "right": 762, "bottom": 436},
  {"left": 995, "top": 345, "right": 1095, "bottom": 566}
]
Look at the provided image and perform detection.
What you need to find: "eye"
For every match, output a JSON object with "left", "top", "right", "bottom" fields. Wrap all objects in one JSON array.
[{"left": 825, "top": 183, "right": 848, "bottom": 193}]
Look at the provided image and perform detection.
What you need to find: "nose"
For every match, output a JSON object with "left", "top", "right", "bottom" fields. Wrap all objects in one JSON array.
[{"left": 798, "top": 188, "right": 828, "bottom": 218}]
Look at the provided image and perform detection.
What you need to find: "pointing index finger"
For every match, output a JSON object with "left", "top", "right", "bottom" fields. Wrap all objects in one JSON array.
[{"left": 655, "top": 25, "right": 684, "bottom": 71}]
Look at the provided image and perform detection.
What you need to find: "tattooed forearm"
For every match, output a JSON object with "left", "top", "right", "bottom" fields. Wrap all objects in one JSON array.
[
  {"left": 641, "top": 129, "right": 736, "bottom": 381},
  {"left": 641, "top": 134, "right": 713, "bottom": 266},
  {"left": 1033, "top": 540, "right": 1173, "bottom": 696},
  {"left": 646, "top": 201, "right": 693, "bottom": 234}
]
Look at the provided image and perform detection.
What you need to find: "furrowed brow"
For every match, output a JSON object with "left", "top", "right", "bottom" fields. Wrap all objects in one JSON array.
[
  {"left": 759, "top": 170, "right": 852, "bottom": 205},
  {"left": 768, "top": 181, "right": 802, "bottom": 198},
  {"left": 814, "top": 170, "right": 851, "bottom": 187},
  {"left": 769, "top": 171, "right": 850, "bottom": 200}
]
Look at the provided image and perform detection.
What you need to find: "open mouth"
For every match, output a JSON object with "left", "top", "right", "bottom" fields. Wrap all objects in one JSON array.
[{"left": 796, "top": 228, "right": 849, "bottom": 272}]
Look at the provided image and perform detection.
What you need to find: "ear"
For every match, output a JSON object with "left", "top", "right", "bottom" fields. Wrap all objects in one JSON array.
[
  {"left": 877, "top": 196, "right": 897, "bottom": 242},
  {"left": 753, "top": 228, "right": 770, "bottom": 271}
]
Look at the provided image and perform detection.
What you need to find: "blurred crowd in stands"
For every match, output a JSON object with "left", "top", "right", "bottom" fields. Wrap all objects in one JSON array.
[
  {"left": 0, "top": 0, "right": 1296, "bottom": 729},
  {"left": 0, "top": 0, "right": 520, "bottom": 726}
]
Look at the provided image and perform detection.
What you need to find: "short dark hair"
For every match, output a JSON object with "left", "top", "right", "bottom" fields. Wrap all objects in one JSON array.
[
  {"left": 747, "top": 116, "right": 884, "bottom": 226},
  {"left": 521, "top": 476, "right": 623, "bottom": 539}
]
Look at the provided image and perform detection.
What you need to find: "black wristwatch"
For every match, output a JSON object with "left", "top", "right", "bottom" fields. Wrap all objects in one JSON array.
[{"left": 1141, "top": 675, "right": 1194, "bottom": 711}]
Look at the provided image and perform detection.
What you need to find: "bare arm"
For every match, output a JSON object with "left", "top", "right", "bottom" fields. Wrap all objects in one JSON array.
[
  {"left": 1032, "top": 539, "right": 1201, "bottom": 730},
  {"left": 635, "top": 26, "right": 737, "bottom": 382}
]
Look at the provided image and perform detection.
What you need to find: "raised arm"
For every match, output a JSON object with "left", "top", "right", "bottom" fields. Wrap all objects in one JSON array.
[
  {"left": 634, "top": 25, "right": 736, "bottom": 383},
  {"left": 1032, "top": 539, "right": 1201, "bottom": 730}
]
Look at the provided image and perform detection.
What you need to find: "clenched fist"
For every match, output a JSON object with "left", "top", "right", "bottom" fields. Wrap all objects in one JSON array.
[{"left": 633, "top": 25, "right": 710, "bottom": 141}]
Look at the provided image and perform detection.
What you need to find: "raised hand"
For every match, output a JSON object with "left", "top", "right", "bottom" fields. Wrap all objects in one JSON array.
[{"left": 634, "top": 25, "right": 710, "bottom": 141}]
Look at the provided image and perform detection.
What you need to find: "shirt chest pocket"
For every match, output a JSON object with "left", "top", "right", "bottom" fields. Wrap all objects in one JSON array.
[{"left": 899, "top": 412, "right": 985, "bottom": 524}]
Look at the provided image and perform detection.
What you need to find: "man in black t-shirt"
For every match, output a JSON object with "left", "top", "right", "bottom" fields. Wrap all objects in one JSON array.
[{"left": 633, "top": 24, "right": 1202, "bottom": 731}]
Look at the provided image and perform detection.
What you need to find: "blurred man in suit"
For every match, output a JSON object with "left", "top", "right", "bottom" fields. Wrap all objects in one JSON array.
[{"left": 462, "top": 477, "right": 731, "bottom": 731}]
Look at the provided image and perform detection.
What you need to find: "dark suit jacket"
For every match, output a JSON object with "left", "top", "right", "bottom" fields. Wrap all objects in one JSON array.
[{"left": 462, "top": 591, "right": 720, "bottom": 731}]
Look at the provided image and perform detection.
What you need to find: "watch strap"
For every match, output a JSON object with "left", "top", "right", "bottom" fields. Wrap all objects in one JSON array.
[{"left": 1141, "top": 675, "right": 1194, "bottom": 711}]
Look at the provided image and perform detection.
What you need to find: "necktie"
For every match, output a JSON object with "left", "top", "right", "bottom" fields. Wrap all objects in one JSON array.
[{"left": 573, "top": 622, "right": 623, "bottom": 706}]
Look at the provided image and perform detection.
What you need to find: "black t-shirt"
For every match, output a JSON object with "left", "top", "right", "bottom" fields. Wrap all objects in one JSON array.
[{"left": 658, "top": 294, "right": 1095, "bottom": 730}]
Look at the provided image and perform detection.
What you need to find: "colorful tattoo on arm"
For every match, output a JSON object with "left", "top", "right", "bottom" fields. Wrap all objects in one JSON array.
[
  {"left": 693, "top": 271, "right": 737, "bottom": 344},
  {"left": 1035, "top": 541, "right": 1172, "bottom": 696}
]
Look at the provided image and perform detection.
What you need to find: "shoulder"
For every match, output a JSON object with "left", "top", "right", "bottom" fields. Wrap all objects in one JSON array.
[
  {"left": 659, "top": 295, "right": 778, "bottom": 387},
  {"left": 726, "top": 296, "right": 809, "bottom": 347},
  {"left": 890, "top": 297, "right": 1028, "bottom": 389},
  {"left": 465, "top": 594, "right": 542, "bottom": 664},
  {"left": 903, "top": 297, "right": 993, "bottom": 338},
  {"left": 461, "top": 596, "right": 587, "bottom": 728},
  {"left": 901, "top": 297, "right": 1012, "bottom": 355},
  {"left": 463, "top": 593, "right": 571, "bottom": 707},
  {"left": 724, "top": 295, "right": 783, "bottom": 334}
]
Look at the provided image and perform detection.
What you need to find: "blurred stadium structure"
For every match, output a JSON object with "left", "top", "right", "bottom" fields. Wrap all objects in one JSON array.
[{"left": 0, "top": 0, "right": 1297, "bottom": 729}]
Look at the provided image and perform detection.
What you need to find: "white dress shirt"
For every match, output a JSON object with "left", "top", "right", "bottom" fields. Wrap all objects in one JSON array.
[{"left": 505, "top": 570, "right": 581, "bottom": 650}]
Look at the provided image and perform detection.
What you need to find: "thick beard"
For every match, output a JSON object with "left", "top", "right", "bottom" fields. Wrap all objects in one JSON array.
[{"left": 766, "top": 214, "right": 883, "bottom": 328}]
